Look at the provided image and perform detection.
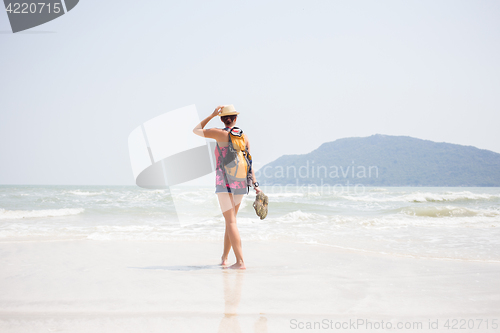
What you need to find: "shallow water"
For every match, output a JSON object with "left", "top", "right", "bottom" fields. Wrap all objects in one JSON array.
[{"left": 1, "top": 185, "right": 499, "bottom": 262}]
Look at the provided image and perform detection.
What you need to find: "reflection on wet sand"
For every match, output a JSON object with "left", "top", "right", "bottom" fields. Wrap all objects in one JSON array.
[
  {"left": 218, "top": 270, "right": 244, "bottom": 333},
  {"left": 254, "top": 315, "right": 268, "bottom": 333},
  {"left": 218, "top": 270, "right": 268, "bottom": 333}
]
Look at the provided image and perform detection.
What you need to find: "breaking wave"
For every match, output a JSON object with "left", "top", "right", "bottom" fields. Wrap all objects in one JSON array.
[
  {"left": 0, "top": 208, "right": 85, "bottom": 220},
  {"left": 342, "top": 191, "right": 500, "bottom": 203},
  {"left": 400, "top": 206, "right": 481, "bottom": 217}
]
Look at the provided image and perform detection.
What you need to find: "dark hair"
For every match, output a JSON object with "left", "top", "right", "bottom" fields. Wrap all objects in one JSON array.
[{"left": 221, "top": 115, "right": 237, "bottom": 126}]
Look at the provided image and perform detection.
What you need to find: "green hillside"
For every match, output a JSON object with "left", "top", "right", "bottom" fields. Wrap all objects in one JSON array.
[{"left": 257, "top": 134, "right": 500, "bottom": 186}]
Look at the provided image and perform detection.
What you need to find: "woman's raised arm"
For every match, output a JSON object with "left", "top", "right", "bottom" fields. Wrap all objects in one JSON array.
[{"left": 193, "top": 105, "right": 224, "bottom": 139}]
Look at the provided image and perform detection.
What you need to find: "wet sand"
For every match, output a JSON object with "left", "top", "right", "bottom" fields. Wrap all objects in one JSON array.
[{"left": 0, "top": 240, "right": 498, "bottom": 332}]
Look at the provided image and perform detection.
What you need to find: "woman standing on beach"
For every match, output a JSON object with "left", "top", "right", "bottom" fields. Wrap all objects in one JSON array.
[{"left": 193, "top": 105, "right": 261, "bottom": 269}]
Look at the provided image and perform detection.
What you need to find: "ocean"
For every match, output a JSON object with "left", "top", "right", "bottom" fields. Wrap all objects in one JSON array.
[{"left": 1, "top": 185, "right": 499, "bottom": 263}]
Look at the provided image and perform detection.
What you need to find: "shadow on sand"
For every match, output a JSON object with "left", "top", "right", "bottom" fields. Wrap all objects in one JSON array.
[{"left": 129, "top": 264, "right": 222, "bottom": 271}]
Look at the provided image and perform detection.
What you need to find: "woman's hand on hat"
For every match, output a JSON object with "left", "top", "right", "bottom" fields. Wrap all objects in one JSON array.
[
  {"left": 255, "top": 187, "right": 262, "bottom": 194},
  {"left": 212, "top": 105, "right": 224, "bottom": 118}
]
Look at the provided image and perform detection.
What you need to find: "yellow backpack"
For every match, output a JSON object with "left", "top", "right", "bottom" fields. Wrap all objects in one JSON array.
[{"left": 217, "top": 127, "right": 252, "bottom": 185}]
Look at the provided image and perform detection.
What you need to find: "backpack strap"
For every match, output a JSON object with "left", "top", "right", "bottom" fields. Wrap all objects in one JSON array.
[{"left": 216, "top": 126, "right": 234, "bottom": 188}]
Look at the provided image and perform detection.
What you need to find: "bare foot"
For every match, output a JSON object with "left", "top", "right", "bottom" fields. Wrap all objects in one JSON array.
[
  {"left": 220, "top": 257, "right": 228, "bottom": 266},
  {"left": 228, "top": 261, "right": 246, "bottom": 269}
]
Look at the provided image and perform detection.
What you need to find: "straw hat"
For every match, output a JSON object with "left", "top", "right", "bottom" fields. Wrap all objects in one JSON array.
[{"left": 219, "top": 104, "right": 240, "bottom": 116}]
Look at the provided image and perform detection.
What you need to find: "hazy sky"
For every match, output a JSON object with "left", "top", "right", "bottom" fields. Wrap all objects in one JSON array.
[{"left": 1, "top": 0, "right": 499, "bottom": 185}]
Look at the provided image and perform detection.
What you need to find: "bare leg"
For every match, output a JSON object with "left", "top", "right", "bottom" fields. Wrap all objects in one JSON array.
[
  {"left": 221, "top": 200, "right": 242, "bottom": 265},
  {"left": 217, "top": 193, "right": 245, "bottom": 269},
  {"left": 221, "top": 228, "right": 231, "bottom": 266},
  {"left": 223, "top": 207, "right": 245, "bottom": 269}
]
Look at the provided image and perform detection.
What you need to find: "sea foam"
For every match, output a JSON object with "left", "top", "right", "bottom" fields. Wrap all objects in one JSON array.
[{"left": 0, "top": 208, "right": 84, "bottom": 220}]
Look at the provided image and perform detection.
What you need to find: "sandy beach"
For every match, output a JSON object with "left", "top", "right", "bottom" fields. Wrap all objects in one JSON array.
[{"left": 0, "top": 239, "right": 498, "bottom": 332}]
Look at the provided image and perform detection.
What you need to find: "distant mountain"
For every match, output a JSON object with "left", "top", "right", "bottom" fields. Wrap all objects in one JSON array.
[{"left": 257, "top": 134, "right": 500, "bottom": 187}]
